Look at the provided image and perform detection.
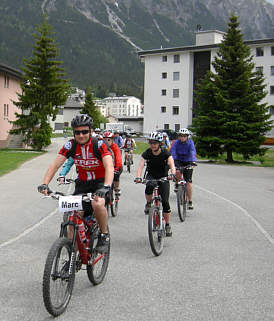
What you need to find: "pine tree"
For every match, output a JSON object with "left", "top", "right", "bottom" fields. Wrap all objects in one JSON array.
[
  {"left": 10, "top": 15, "right": 70, "bottom": 150},
  {"left": 192, "top": 14, "right": 273, "bottom": 162},
  {"left": 81, "top": 87, "right": 107, "bottom": 129}
]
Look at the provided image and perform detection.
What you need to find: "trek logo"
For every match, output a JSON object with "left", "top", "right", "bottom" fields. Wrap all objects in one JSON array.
[
  {"left": 58, "top": 195, "right": 83, "bottom": 212},
  {"left": 74, "top": 159, "right": 100, "bottom": 167}
]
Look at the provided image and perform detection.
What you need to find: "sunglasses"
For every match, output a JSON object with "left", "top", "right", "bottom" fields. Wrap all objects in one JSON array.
[
  {"left": 74, "top": 130, "right": 90, "bottom": 135},
  {"left": 104, "top": 138, "right": 113, "bottom": 142},
  {"left": 179, "top": 135, "right": 188, "bottom": 138},
  {"left": 149, "top": 140, "right": 159, "bottom": 145}
]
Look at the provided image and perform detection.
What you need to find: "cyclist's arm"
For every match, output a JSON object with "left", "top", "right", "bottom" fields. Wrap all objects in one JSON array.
[
  {"left": 167, "top": 156, "right": 176, "bottom": 175},
  {"left": 136, "top": 157, "right": 146, "bottom": 177},
  {"left": 102, "top": 155, "right": 114, "bottom": 186},
  {"left": 59, "top": 156, "right": 74, "bottom": 177},
  {"left": 42, "top": 154, "right": 67, "bottom": 185}
]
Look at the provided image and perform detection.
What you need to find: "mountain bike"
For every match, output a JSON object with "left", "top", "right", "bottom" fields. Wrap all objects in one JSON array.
[
  {"left": 139, "top": 177, "right": 168, "bottom": 256},
  {"left": 124, "top": 148, "right": 134, "bottom": 173},
  {"left": 176, "top": 164, "right": 196, "bottom": 222},
  {"left": 42, "top": 188, "right": 110, "bottom": 317}
]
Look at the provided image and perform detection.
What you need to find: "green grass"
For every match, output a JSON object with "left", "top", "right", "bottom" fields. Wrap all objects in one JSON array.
[
  {"left": 198, "top": 149, "right": 274, "bottom": 167},
  {"left": 0, "top": 149, "right": 44, "bottom": 176},
  {"left": 134, "top": 141, "right": 148, "bottom": 155}
]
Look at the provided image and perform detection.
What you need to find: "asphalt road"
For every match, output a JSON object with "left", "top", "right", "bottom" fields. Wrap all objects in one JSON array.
[{"left": 0, "top": 138, "right": 273, "bottom": 321}]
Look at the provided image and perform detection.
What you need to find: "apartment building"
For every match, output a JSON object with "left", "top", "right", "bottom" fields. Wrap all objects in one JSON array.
[
  {"left": 0, "top": 64, "right": 22, "bottom": 148},
  {"left": 138, "top": 30, "right": 274, "bottom": 137}
]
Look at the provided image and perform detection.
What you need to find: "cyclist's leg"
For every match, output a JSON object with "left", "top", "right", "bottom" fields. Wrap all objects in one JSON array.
[
  {"left": 113, "top": 172, "right": 121, "bottom": 194},
  {"left": 159, "top": 181, "right": 172, "bottom": 236},
  {"left": 124, "top": 151, "right": 128, "bottom": 164},
  {"left": 130, "top": 150, "right": 133, "bottom": 163},
  {"left": 144, "top": 178, "right": 154, "bottom": 213},
  {"left": 183, "top": 168, "right": 193, "bottom": 202}
]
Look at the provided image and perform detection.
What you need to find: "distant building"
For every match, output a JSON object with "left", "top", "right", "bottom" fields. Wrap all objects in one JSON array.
[
  {"left": 95, "top": 95, "right": 142, "bottom": 118},
  {"left": 138, "top": 30, "right": 274, "bottom": 137},
  {"left": 0, "top": 64, "right": 22, "bottom": 148}
]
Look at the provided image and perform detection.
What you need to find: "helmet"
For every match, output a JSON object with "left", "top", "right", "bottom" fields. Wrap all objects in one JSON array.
[
  {"left": 178, "top": 128, "right": 190, "bottom": 136},
  {"left": 71, "top": 114, "right": 93, "bottom": 129},
  {"left": 148, "top": 131, "right": 163, "bottom": 142},
  {"left": 126, "top": 133, "right": 132, "bottom": 138},
  {"left": 103, "top": 131, "right": 114, "bottom": 138},
  {"left": 95, "top": 128, "right": 101, "bottom": 132},
  {"left": 162, "top": 132, "right": 168, "bottom": 137}
]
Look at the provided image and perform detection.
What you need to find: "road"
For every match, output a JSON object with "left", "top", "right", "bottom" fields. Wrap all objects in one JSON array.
[{"left": 0, "top": 138, "right": 273, "bottom": 321}]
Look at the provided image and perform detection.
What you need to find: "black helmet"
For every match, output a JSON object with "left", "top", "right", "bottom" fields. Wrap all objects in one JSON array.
[{"left": 71, "top": 114, "right": 93, "bottom": 129}]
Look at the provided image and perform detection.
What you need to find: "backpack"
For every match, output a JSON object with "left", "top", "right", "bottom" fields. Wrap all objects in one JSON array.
[{"left": 67, "top": 137, "right": 112, "bottom": 162}]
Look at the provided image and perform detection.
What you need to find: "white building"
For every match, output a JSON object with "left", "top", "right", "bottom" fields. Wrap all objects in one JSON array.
[
  {"left": 138, "top": 30, "right": 274, "bottom": 137},
  {"left": 95, "top": 95, "right": 142, "bottom": 118}
]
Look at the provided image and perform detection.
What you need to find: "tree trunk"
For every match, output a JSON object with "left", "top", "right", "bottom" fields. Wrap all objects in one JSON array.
[{"left": 226, "top": 149, "right": 234, "bottom": 163}]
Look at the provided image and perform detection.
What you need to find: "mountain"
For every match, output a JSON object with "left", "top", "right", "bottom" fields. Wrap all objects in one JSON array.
[{"left": 0, "top": 0, "right": 273, "bottom": 96}]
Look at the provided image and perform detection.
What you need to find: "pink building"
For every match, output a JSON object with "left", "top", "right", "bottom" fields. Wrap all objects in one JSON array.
[{"left": 0, "top": 64, "right": 22, "bottom": 148}]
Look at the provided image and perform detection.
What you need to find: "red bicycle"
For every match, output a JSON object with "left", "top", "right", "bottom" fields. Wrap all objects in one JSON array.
[{"left": 42, "top": 188, "right": 110, "bottom": 317}]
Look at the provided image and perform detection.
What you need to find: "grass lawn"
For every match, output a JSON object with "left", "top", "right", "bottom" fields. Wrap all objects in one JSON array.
[
  {"left": 134, "top": 141, "right": 148, "bottom": 155},
  {"left": 0, "top": 149, "right": 44, "bottom": 176}
]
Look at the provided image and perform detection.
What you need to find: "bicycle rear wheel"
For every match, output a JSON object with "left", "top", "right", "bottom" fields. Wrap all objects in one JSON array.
[
  {"left": 148, "top": 206, "right": 164, "bottom": 256},
  {"left": 127, "top": 161, "right": 131, "bottom": 173},
  {"left": 42, "top": 237, "right": 75, "bottom": 317},
  {"left": 87, "top": 228, "right": 110, "bottom": 285},
  {"left": 177, "top": 185, "right": 187, "bottom": 222}
]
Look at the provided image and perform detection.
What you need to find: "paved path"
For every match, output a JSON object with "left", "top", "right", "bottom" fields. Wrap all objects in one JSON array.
[{"left": 0, "top": 138, "right": 273, "bottom": 321}]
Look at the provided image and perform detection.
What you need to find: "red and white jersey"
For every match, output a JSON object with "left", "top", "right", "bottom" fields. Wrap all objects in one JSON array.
[
  {"left": 122, "top": 138, "right": 136, "bottom": 150},
  {"left": 59, "top": 138, "right": 112, "bottom": 181}
]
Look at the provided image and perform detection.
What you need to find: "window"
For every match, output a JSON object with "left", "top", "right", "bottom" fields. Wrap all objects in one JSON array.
[
  {"left": 57, "top": 108, "right": 64, "bottom": 115},
  {"left": 161, "top": 89, "right": 167, "bottom": 96},
  {"left": 270, "top": 86, "right": 274, "bottom": 95},
  {"left": 161, "top": 106, "right": 166, "bottom": 113},
  {"left": 162, "top": 55, "right": 167, "bottom": 62},
  {"left": 271, "top": 66, "right": 274, "bottom": 76},
  {"left": 256, "top": 66, "right": 263, "bottom": 73},
  {"left": 4, "top": 75, "right": 9, "bottom": 88},
  {"left": 64, "top": 122, "right": 69, "bottom": 127},
  {"left": 256, "top": 47, "right": 264, "bottom": 57},
  {"left": 174, "top": 54, "right": 180, "bottom": 63},
  {"left": 4, "top": 104, "right": 9, "bottom": 117},
  {"left": 173, "top": 89, "right": 179, "bottom": 98},
  {"left": 55, "top": 123, "right": 64, "bottom": 130},
  {"left": 270, "top": 107, "right": 274, "bottom": 115},
  {"left": 173, "top": 72, "right": 180, "bottom": 81},
  {"left": 162, "top": 72, "right": 167, "bottom": 79},
  {"left": 173, "top": 106, "right": 179, "bottom": 115},
  {"left": 175, "top": 124, "right": 180, "bottom": 132},
  {"left": 164, "top": 124, "right": 169, "bottom": 130},
  {"left": 271, "top": 47, "right": 274, "bottom": 56}
]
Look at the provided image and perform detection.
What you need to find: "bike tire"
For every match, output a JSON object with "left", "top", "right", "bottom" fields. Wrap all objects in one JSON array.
[
  {"left": 42, "top": 237, "right": 75, "bottom": 317},
  {"left": 177, "top": 185, "right": 186, "bottom": 222},
  {"left": 110, "top": 194, "right": 119, "bottom": 217},
  {"left": 127, "top": 163, "right": 131, "bottom": 173},
  {"left": 148, "top": 206, "right": 164, "bottom": 256},
  {"left": 87, "top": 228, "right": 110, "bottom": 285}
]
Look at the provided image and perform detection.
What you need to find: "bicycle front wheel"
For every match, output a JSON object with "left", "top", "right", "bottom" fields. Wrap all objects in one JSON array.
[
  {"left": 87, "top": 228, "right": 110, "bottom": 285},
  {"left": 127, "top": 162, "right": 131, "bottom": 173},
  {"left": 42, "top": 237, "right": 75, "bottom": 317},
  {"left": 148, "top": 206, "right": 164, "bottom": 256},
  {"left": 111, "top": 196, "right": 119, "bottom": 217},
  {"left": 177, "top": 185, "right": 187, "bottom": 222}
]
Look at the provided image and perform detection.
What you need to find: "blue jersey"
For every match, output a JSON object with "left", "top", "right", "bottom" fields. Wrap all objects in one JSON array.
[
  {"left": 114, "top": 135, "right": 123, "bottom": 148},
  {"left": 170, "top": 139, "right": 197, "bottom": 163}
]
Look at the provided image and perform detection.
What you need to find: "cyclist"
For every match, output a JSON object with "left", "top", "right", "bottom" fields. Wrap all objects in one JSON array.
[
  {"left": 95, "top": 128, "right": 101, "bottom": 135},
  {"left": 122, "top": 133, "right": 136, "bottom": 165},
  {"left": 38, "top": 114, "right": 114, "bottom": 253},
  {"left": 170, "top": 128, "right": 197, "bottom": 210},
  {"left": 113, "top": 131, "right": 123, "bottom": 149},
  {"left": 162, "top": 132, "right": 171, "bottom": 150},
  {"left": 103, "top": 131, "right": 123, "bottom": 195},
  {"left": 135, "top": 132, "right": 176, "bottom": 237}
]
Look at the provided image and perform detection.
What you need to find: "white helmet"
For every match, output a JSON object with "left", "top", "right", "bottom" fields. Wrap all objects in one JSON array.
[
  {"left": 178, "top": 128, "right": 190, "bottom": 136},
  {"left": 148, "top": 131, "right": 163, "bottom": 142},
  {"left": 162, "top": 132, "right": 168, "bottom": 137}
]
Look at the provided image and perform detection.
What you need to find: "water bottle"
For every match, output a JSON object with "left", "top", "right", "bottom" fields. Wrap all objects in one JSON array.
[{"left": 77, "top": 219, "right": 87, "bottom": 244}]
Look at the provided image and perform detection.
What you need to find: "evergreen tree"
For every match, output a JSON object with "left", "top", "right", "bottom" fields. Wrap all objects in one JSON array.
[
  {"left": 81, "top": 87, "right": 107, "bottom": 129},
  {"left": 10, "top": 15, "right": 70, "bottom": 150},
  {"left": 192, "top": 14, "right": 273, "bottom": 162}
]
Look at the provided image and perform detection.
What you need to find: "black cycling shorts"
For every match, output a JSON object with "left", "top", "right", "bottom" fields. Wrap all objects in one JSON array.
[
  {"left": 73, "top": 178, "right": 108, "bottom": 216},
  {"left": 114, "top": 168, "right": 123, "bottom": 182},
  {"left": 174, "top": 160, "right": 193, "bottom": 183}
]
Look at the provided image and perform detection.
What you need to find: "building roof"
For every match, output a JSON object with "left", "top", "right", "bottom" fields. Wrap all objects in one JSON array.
[
  {"left": 138, "top": 37, "right": 274, "bottom": 57},
  {"left": 0, "top": 63, "right": 22, "bottom": 80},
  {"left": 62, "top": 97, "right": 83, "bottom": 109}
]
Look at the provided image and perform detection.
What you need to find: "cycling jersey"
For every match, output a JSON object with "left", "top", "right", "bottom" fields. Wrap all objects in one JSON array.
[
  {"left": 170, "top": 139, "right": 197, "bottom": 163},
  {"left": 59, "top": 138, "right": 112, "bottom": 181},
  {"left": 110, "top": 142, "right": 122, "bottom": 171},
  {"left": 123, "top": 138, "right": 135, "bottom": 150},
  {"left": 142, "top": 148, "right": 171, "bottom": 179}
]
